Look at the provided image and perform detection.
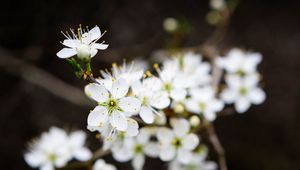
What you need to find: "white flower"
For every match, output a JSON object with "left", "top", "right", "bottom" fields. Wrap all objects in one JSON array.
[
  {"left": 169, "top": 151, "right": 217, "bottom": 170},
  {"left": 216, "top": 48, "right": 262, "bottom": 75},
  {"left": 210, "top": 0, "right": 225, "bottom": 10},
  {"left": 132, "top": 77, "right": 170, "bottom": 124},
  {"left": 24, "top": 127, "right": 91, "bottom": 170},
  {"left": 98, "top": 118, "right": 139, "bottom": 150},
  {"left": 93, "top": 159, "right": 117, "bottom": 170},
  {"left": 57, "top": 25, "right": 108, "bottom": 60},
  {"left": 221, "top": 74, "right": 266, "bottom": 113},
  {"left": 85, "top": 78, "right": 141, "bottom": 132},
  {"left": 157, "top": 118, "right": 199, "bottom": 164},
  {"left": 172, "top": 52, "right": 212, "bottom": 88},
  {"left": 156, "top": 61, "right": 187, "bottom": 101},
  {"left": 112, "top": 127, "right": 159, "bottom": 170},
  {"left": 67, "top": 131, "right": 92, "bottom": 161},
  {"left": 185, "top": 86, "right": 224, "bottom": 121},
  {"left": 100, "top": 62, "right": 144, "bottom": 89}
]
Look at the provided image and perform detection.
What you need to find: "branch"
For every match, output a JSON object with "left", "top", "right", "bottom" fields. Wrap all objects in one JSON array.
[
  {"left": 206, "top": 121, "right": 227, "bottom": 170},
  {"left": 0, "top": 47, "right": 91, "bottom": 107}
]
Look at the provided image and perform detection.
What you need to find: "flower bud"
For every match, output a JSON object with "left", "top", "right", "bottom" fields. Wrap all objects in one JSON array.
[
  {"left": 77, "top": 44, "right": 91, "bottom": 61},
  {"left": 189, "top": 115, "right": 200, "bottom": 127},
  {"left": 174, "top": 103, "right": 185, "bottom": 114}
]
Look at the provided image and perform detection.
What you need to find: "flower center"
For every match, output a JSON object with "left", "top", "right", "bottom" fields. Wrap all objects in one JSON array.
[
  {"left": 199, "top": 102, "right": 206, "bottom": 112},
  {"left": 134, "top": 144, "right": 144, "bottom": 154},
  {"left": 236, "top": 69, "right": 246, "bottom": 77},
  {"left": 239, "top": 87, "right": 248, "bottom": 96},
  {"left": 142, "top": 96, "right": 149, "bottom": 106},
  {"left": 77, "top": 44, "right": 90, "bottom": 60},
  {"left": 164, "top": 82, "right": 172, "bottom": 93},
  {"left": 48, "top": 153, "right": 57, "bottom": 162},
  {"left": 100, "top": 98, "right": 122, "bottom": 115},
  {"left": 172, "top": 138, "right": 182, "bottom": 148}
]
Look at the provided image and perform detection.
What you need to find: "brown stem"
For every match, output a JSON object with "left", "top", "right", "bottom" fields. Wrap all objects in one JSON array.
[{"left": 206, "top": 121, "right": 227, "bottom": 170}]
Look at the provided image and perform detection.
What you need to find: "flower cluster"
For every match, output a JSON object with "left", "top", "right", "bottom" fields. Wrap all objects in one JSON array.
[
  {"left": 217, "top": 48, "right": 266, "bottom": 113},
  {"left": 24, "top": 127, "right": 92, "bottom": 170},
  {"left": 24, "top": 24, "right": 266, "bottom": 170}
]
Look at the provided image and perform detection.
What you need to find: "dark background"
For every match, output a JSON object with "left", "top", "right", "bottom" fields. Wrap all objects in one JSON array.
[{"left": 0, "top": 0, "right": 300, "bottom": 169}]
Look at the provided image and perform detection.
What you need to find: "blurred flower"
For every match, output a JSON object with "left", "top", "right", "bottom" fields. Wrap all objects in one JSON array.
[
  {"left": 100, "top": 62, "right": 144, "bottom": 88},
  {"left": 24, "top": 127, "right": 91, "bottom": 170},
  {"left": 155, "top": 61, "right": 187, "bottom": 101},
  {"left": 157, "top": 118, "right": 199, "bottom": 164},
  {"left": 210, "top": 0, "right": 226, "bottom": 11},
  {"left": 57, "top": 25, "right": 108, "bottom": 61},
  {"left": 169, "top": 150, "right": 217, "bottom": 170},
  {"left": 185, "top": 86, "right": 224, "bottom": 121},
  {"left": 166, "top": 52, "right": 211, "bottom": 89},
  {"left": 85, "top": 78, "right": 141, "bottom": 132},
  {"left": 221, "top": 74, "right": 266, "bottom": 113},
  {"left": 93, "top": 159, "right": 117, "bottom": 170},
  {"left": 112, "top": 127, "right": 159, "bottom": 170},
  {"left": 163, "top": 17, "right": 179, "bottom": 33},
  {"left": 216, "top": 48, "right": 262, "bottom": 76},
  {"left": 132, "top": 77, "right": 170, "bottom": 123}
]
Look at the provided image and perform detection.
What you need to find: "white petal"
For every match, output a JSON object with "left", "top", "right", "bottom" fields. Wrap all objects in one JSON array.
[
  {"left": 182, "top": 134, "right": 199, "bottom": 150},
  {"left": 41, "top": 163, "right": 54, "bottom": 170},
  {"left": 62, "top": 39, "right": 80, "bottom": 48},
  {"left": 137, "top": 128, "right": 150, "bottom": 144},
  {"left": 211, "top": 99, "right": 224, "bottom": 112},
  {"left": 185, "top": 99, "right": 201, "bottom": 114},
  {"left": 119, "top": 97, "right": 141, "bottom": 114},
  {"left": 170, "top": 88, "right": 187, "bottom": 101},
  {"left": 91, "top": 43, "right": 109, "bottom": 50},
  {"left": 90, "top": 48, "right": 98, "bottom": 58},
  {"left": 87, "top": 106, "right": 108, "bottom": 127},
  {"left": 69, "top": 131, "right": 86, "bottom": 148},
  {"left": 150, "top": 92, "right": 170, "bottom": 109},
  {"left": 248, "top": 87, "right": 266, "bottom": 104},
  {"left": 159, "top": 145, "right": 176, "bottom": 161},
  {"left": 125, "top": 118, "right": 139, "bottom": 137},
  {"left": 244, "top": 73, "right": 260, "bottom": 88},
  {"left": 157, "top": 127, "right": 174, "bottom": 144},
  {"left": 111, "top": 78, "right": 129, "bottom": 99},
  {"left": 85, "top": 83, "right": 109, "bottom": 103},
  {"left": 177, "top": 149, "right": 192, "bottom": 164},
  {"left": 225, "top": 74, "right": 242, "bottom": 88},
  {"left": 131, "top": 80, "right": 143, "bottom": 95},
  {"left": 170, "top": 118, "right": 190, "bottom": 138},
  {"left": 220, "top": 88, "right": 237, "bottom": 104},
  {"left": 132, "top": 154, "right": 145, "bottom": 170},
  {"left": 144, "top": 142, "right": 160, "bottom": 158},
  {"left": 139, "top": 106, "right": 154, "bottom": 124},
  {"left": 24, "top": 152, "right": 43, "bottom": 167},
  {"left": 243, "top": 53, "right": 262, "bottom": 73},
  {"left": 56, "top": 48, "right": 77, "bottom": 58},
  {"left": 74, "top": 147, "right": 92, "bottom": 161},
  {"left": 202, "top": 161, "right": 218, "bottom": 170},
  {"left": 89, "top": 26, "right": 101, "bottom": 42},
  {"left": 112, "top": 148, "right": 134, "bottom": 162},
  {"left": 204, "top": 111, "right": 217, "bottom": 121},
  {"left": 235, "top": 98, "right": 251, "bottom": 113},
  {"left": 143, "top": 77, "right": 163, "bottom": 91},
  {"left": 110, "top": 111, "right": 127, "bottom": 131}
]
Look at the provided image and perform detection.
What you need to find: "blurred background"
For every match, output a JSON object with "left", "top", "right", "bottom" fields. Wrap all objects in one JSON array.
[{"left": 0, "top": 0, "right": 300, "bottom": 169}]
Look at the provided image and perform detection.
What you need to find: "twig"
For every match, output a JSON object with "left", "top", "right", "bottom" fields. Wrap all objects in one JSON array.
[
  {"left": 0, "top": 47, "right": 91, "bottom": 107},
  {"left": 206, "top": 121, "right": 227, "bottom": 170}
]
